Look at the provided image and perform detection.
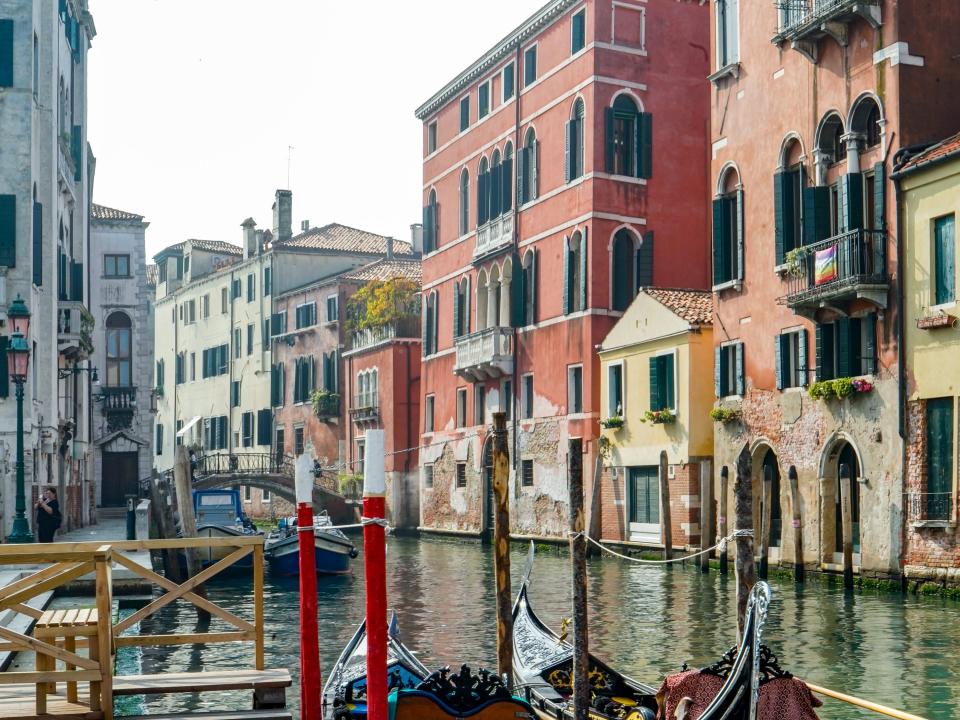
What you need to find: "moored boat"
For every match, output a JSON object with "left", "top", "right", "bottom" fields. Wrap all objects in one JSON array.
[
  {"left": 189, "top": 489, "right": 261, "bottom": 571},
  {"left": 265, "top": 513, "right": 357, "bottom": 576}
]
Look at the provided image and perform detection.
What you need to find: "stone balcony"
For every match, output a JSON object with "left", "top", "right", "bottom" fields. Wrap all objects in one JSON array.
[
  {"left": 57, "top": 300, "right": 91, "bottom": 359},
  {"left": 773, "top": 0, "right": 881, "bottom": 61},
  {"left": 474, "top": 214, "right": 514, "bottom": 261},
  {"left": 350, "top": 394, "right": 379, "bottom": 423},
  {"left": 454, "top": 326, "right": 513, "bottom": 381}
]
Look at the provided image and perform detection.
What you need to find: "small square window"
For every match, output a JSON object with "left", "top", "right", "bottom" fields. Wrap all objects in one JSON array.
[
  {"left": 456, "top": 388, "right": 467, "bottom": 428},
  {"left": 521, "top": 459, "right": 534, "bottom": 487},
  {"left": 460, "top": 96, "right": 471, "bottom": 132},
  {"left": 104, "top": 254, "right": 130, "bottom": 278},
  {"left": 524, "top": 45, "right": 538, "bottom": 87},
  {"left": 456, "top": 463, "right": 467, "bottom": 488},
  {"left": 424, "top": 464, "right": 434, "bottom": 489},
  {"left": 428, "top": 121, "right": 438, "bottom": 154}
]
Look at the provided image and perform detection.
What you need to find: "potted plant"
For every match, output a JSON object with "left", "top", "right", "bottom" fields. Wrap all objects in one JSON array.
[
  {"left": 783, "top": 247, "right": 807, "bottom": 278},
  {"left": 808, "top": 377, "right": 874, "bottom": 401},
  {"left": 710, "top": 406, "right": 740, "bottom": 424},
  {"left": 600, "top": 415, "right": 625, "bottom": 430},
  {"left": 311, "top": 389, "right": 341, "bottom": 418},
  {"left": 643, "top": 408, "right": 676, "bottom": 425}
]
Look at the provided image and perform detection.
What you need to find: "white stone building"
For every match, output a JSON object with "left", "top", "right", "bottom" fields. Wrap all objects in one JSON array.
[
  {"left": 89, "top": 204, "right": 153, "bottom": 507},
  {"left": 0, "top": 0, "right": 96, "bottom": 535}
]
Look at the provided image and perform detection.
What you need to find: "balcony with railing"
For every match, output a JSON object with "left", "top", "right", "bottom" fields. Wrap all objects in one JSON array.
[
  {"left": 777, "top": 229, "right": 888, "bottom": 317},
  {"left": 454, "top": 326, "right": 513, "bottom": 381},
  {"left": 474, "top": 214, "right": 514, "bottom": 260},
  {"left": 906, "top": 492, "right": 956, "bottom": 527},
  {"left": 773, "top": 0, "right": 881, "bottom": 60},
  {"left": 57, "top": 300, "right": 92, "bottom": 359},
  {"left": 312, "top": 391, "right": 341, "bottom": 420},
  {"left": 349, "top": 316, "right": 421, "bottom": 353},
  {"left": 101, "top": 386, "right": 137, "bottom": 412},
  {"left": 350, "top": 394, "right": 380, "bottom": 423}
]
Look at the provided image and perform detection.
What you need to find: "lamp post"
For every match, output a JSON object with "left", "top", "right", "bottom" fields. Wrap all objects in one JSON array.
[{"left": 7, "top": 295, "right": 33, "bottom": 543}]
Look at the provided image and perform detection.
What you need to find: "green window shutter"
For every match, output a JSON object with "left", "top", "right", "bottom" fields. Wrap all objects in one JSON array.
[
  {"left": 279, "top": 365, "right": 285, "bottom": 406},
  {"left": 71, "top": 261, "right": 83, "bottom": 301},
  {"left": 421, "top": 205, "right": 430, "bottom": 252},
  {"left": 842, "top": 173, "right": 864, "bottom": 232},
  {"left": 664, "top": 355, "right": 675, "bottom": 409},
  {"left": 271, "top": 365, "right": 278, "bottom": 406},
  {"left": 648, "top": 356, "right": 660, "bottom": 411},
  {"left": 836, "top": 318, "right": 852, "bottom": 377},
  {"left": 532, "top": 248, "right": 539, "bottom": 323},
  {"left": 815, "top": 324, "right": 832, "bottom": 381},
  {"left": 477, "top": 172, "right": 488, "bottom": 226},
  {"left": 714, "top": 346, "right": 723, "bottom": 398},
  {"left": 579, "top": 230, "right": 588, "bottom": 311},
  {"left": 773, "top": 172, "right": 787, "bottom": 265},
  {"left": 735, "top": 342, "right": 745, "bottom": 395},
  {"left": 293, "top": 359, "right": 301, "bottom": 403},
  {"left": 935, "top": 216, "right": 956, "bottom": 306},
  {"left": 562, "top": 243, "right": 571, "bottom": 314},
  {"left": 775, "top": 334, "right": 785, "bottom": 390},
  {"left": 638, "top": 113, "right": 653, "bottom": 180},
  {"left": 502, "top": 156, "right": 513, "bottom": 213},
  {"left": 532, "top": 141, "right": 540, "bottom": 199},
  {"left": 0, "top": 194, "right": 16, "bottom": 267},
  {"left": 564, "top": 121, "right": 573, "bottom": 183},
  {"left": 735, "top": 190, "right": 745, "bottom": 280},
  {"left": 32, "top": 202, "right": 42, "bottom": 285},
  {"left": 927, "top": 399, "right": 954, "bottom": 506},
  {"left": 572, "top": 10, "right": 585, "bottom": 53},
  {"left": 712, "top": 199, "right": 727, "bottom": 284},
  {"left": 873, "top": 162, "right": 886, "bottom": 230},
  {"left": 510, "top": 253, "right": 524, "bottom": 327},
  {"left": 516, "top": 148, "right": 527, "bottom": 205},
  {"left": 803, "top": 186, "right": 831, "bottom": 246},
  {"left": 453, "top": 285, "right": 461, "bottom": 338},
  {"left": 0, "top": 19, "right": 12, "bottom": 88},
  {"left": 0, "top": 336, "right": 8, "bottom": 397},
  {"left": 863, "top": 313, "right": 877, "bottom": 375},
  {"left": 72, "top": 125, "right": 82, "bottom": 182},
  {"left": 257, "top": 410, "right": 272, "bottom": 446},
  {"left": 798, "top": 330, "right": 808, "bottom": 387},
  {"left": 604, "top": 108, "right": 615, "bottom": 173},
  {"left": 637, "top": 231, "right": 654, "bottom": 288}
]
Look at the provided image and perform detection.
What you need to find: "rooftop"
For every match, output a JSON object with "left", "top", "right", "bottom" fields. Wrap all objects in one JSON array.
[
  {"left": 154, "top": 239, "right": 243, "bottom": 260},
  {"left": 898, "top": 130, "right": 960, "bottom": 174},
  {"left": 276, "top": 223, "right": 415, "bottom": 257},
  {"left": 644, "top": 288, "right": 713, "bottom": 326},
  {"left": 91, "top": 203, "right": 144, "bottom": 222},
  {"left": 341, "top": 258, "right": 422, "bottom": 283}
]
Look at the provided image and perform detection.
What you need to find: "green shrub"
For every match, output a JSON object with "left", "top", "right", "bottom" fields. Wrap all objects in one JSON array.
[
  {"left": 832, "top": 377, "right": 855, "bottom": 398},
  {"left": 710, "top": 407, "right": 740, "bottom": 423},
  {"left": 808, "top": 381, "right": 834, "bottom": 400}
]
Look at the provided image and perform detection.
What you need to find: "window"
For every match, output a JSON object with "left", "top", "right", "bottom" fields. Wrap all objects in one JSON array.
[
  {"left": 521, "top": 374, "right": 534, "bottom": 419},
  {"left": 456, "top": 463, "right": 467, "bottom": 488},
  {"left": 183, "top": 299, "right": 196, "bottom": 325},
  {"left": 231, "top": 380, "right": 241, "bottom": 408},
  {"left": 520, "top": 249, "right": 537, "bottom": 326},
  {"left": 156, "top": 359, "right": 165, "bottom": 390},
  {"left": 105, "top": 312, "right": 132, "bottom": 386},
  {"left": 712, "top": 177, "right": 743, "bottom": 286},
  {"left": 221, "top": 287, "right": 229, "bottom": 313},
  {"left": 190, "top": 352, "right": 196, "bottom": 381},
  {"left": 474, "top": 385, "right": 486, "bottom": 425},
  {"left": 478, "top": 81, "right": 490, "bottom": 120},
  {"left": 423, "top": 291, "right": 439, "bottom": 355},
  {"left": 608, "top": 363, "right": 624, "bottom": 417},
  {"left": 521, "top": 459, "right": 534, "bottom": 487},
  {"left": 203, "top": 416, "right": 229, "bottom": 451},
  {"left": 247, "top": 273, "right": 255, "bottom": 302},
  {"left": 818, "top": 114, "right": 846, "bottom": 166},
  {"left": 246, "top": 324, "right": 254, "bottom": 355},
  {"left": 523, "top": 45, "right": 537, "bottom": 87},
  {"left": 241, "top": 412, "right": 254, "bottom": 447},
  {"left": 459, "top": 169, "right": 470, "bottom": 236},
  {"left": 565, "top": 99, "right": 585, "bottom": 182},
  {"left": 271, "top": 363, "right": 286, "bottom": 407},
  {"left": 103, "top": 254, "right": 130, "bottom": 278},
  {"left": 926, "top": 398, "right": 954, "bottom": 520},
  {"left": 232, "top": 278, "right": 241, "bottom": 300},
  {"left": 456, "top": 387, "right": 467, "bottom": 428},
  {"left": 424, "top": 464, "right": 434, "bottom": 488},
  {"left": 0, "top": 193, "right": 14, "bottom": 268},
  {"left": 294, "top": 426, "right": 305, "bottom": 456},
  {"left": 156, "top": 423, "right": 163, "bottom": 455},
  {"left": 606, "top": 95, "right": 652, "bottom": 179},
  {"left": 716, "top": 0, "right": 739, "bottom": 68},
  {"left": 271, "top": 311, "right": 287, "bottom": 335},
  {"left": 201, "top": 344, "right": 229, "bottom": 378},
  {"left": 32, "top": 32, "right": 38, "bottom": 97},
  {"left": 244, "top": 486, "right": 252, "bottom": 502},
  {"left": 518, "top": 128, "right": 539, "bottom": 205},
  {"left": 326, "top": 294, "right": 339, "bottom": 322},
  {"left": 460, "top": 95, "right": 470, "bottom": 132},
  {"left": 501, "top": 379, "right": 512, "bottom": 421},
  {"left": 815, "top": 315, "right": 877, "bottom": 380},
  {"left": 454, "top": 277, "right": 470, "bottom": 338},
  {"left": 423, "top": 189, "right": 439, "bottom": 253},
  {"left": 502, "top": 62, "right": 515, "bottom": 102},
  {"left": 776, "top": 330, "right": 808, "bottom": 390},
  {"left": 628, "top": 467, "right": 659, "bottom": 525},
  {"left": 611, "top": 229, "right": 638, "bottom": 311},
  {"left": 357, "top": 369, "right": 379, "bottom": 409},
  {"left": 774, "top": 164, "right": 805, "bottom": 265},
  {"left": 648, "top": 353, "right": 675, "bottom": 412},
  {"left": 571, "top": 9, "right": 586, "bottom": 54},
  {"left": 564, "top": 232, "right": 587, "bottom": 314},
  {"left": 716, "top": 342, "right": 744, "bottom": 397},
  {"left": 201, "top": 294, "right": 210, "bottom": 319},
  {"left": 176, "top": 420, "right": 183, "bottom": 446},
  {"left": 356, "top": 439, "right": 366, "bottom": 476},
  {"left": 425, "top": 394, "right": 435, "bottom": 433},
  {"left": 234, "top": 328, "right": 242, "bottom": 359},
  {"left": 275, "top": 426, "right": 285, "bottom": 458},
  {"left": 934, "top": 215, "right": 956, "bottom": 306},
  {"left": 184, "top": 256, "right": 191, "bottom": 277},
  {"left": 175, "top": 352, "right": 185, "bottom": 385},
  {"left": 322, "top": 351, "right": 338, "bottom": 392},
  {"left": 295, "top": 302, "right": 317, "bottom": 329},
  {"left": 264, "top": 267, "right": 272, "bottom": 295},
  {"left": 568, "top": 365, "right": 583, "bottom": 414},
  {"left": 293, "top": 356, "right": 315, "bottom": 403},
  {"left": 428, "top": 121, "right": 438, "bottom": 154},
  {"left": 262, "top": 489, "right": 271, "bottom": 502}
]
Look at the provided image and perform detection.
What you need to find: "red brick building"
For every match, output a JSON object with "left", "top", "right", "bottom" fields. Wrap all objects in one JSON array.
[
  {"left": 414, "top": 0, "right": 710, "bottom": 538},
  {"left": 708, "top": 0, "right": 960, "bottom": 579}
]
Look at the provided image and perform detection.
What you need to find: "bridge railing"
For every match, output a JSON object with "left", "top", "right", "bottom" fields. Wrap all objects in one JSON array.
[{"left": 195, "top": 452, "right": 294, "bottom": 477}]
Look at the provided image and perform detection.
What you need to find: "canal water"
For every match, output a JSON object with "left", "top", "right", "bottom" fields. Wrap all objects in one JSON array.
[{"left": 117, "top": 537, "right": 960, "bottom": 719}]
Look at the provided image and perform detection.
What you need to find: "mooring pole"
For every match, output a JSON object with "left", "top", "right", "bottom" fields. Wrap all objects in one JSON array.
[
  {"left": 492, "top": 412, "right": 513, "bottom": 684},
  {"left": 759, "top": 464, "right": 772, "bottom": 581},
  {"left": 839, "top": 463, "right": 854, "bottom": 591},
  {"left": 568, "top": 438, "right": 589, "bottom": 720},
  {"left": 699, "top": 459, "right": 712, "bottom": 574},
  {"left": 173, "top": 446, "right": 208, "bottom": 615},
  {"left": 295, "top": 454, "right": 321, "bottom": 719},
  {"left": 364, "top": 430, "right": 389, "bottom": 720},
  {"left": 658, "top": 450, "right": 673, "bottom": 562},
  {"left": 719, "top": 466, "right": 729, "bottom": 575},
  {"left": 734, "top": 446, "right": 756, "bottom": 643},
  {"left": 788, "top": 466, "right": 804, "bottom": 583}
]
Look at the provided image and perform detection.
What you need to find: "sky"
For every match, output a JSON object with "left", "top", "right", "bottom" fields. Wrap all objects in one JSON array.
[{"left": 87, "top": 0, "right": 547, "bottom": 260}]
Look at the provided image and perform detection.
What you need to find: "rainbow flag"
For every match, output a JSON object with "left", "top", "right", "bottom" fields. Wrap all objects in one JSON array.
[{"left": 815, "top": 245, "right": 838, "bottom": 285}]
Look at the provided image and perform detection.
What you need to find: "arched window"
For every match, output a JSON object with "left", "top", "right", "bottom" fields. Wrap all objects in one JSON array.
[
  {"left": 712, "top": 166, "right": 743, "bottom": 286},
  {"left": 817, "top": 113, "right": 845, "bottom": 165},
  {"left": 459, "top": 169, "right": 470, "bottom": 236},
  {"left": 453, "top": 276, "right": 471, "bottom": 338},
  {"left": 105, "top": 312, "right": 132, "bottom": 387},
  {"left": 491, "top": 149, "right": 502, "bottom": 220},
  {"left": 566, "top": 99, "right": 586, "bottom": 182},
  {"left": 850, "top": 96, "right": 882, "bottom": 149},
  {"left": 423, "top": 291, "right": 439, "bottom": 355},
  {"left": 611, "top": 229, "right": 637, "bottom": 311},
  {"left": 519, "top": 129, "right": 539, "bottom": 204},
  {"left": 502, "top": 142, "right": 514, "bottom": 215},
  {"left": 32, "top": 184, "right": 41, "bottom": 287},
  {"left": 476, "top": 269, "right": 489, "bottom": 330},
  {"left": 478, "top": 157, "right": 490, "bottom": 227},
  {"left": 606, "top": 95, "right": 651, "bottom": 178},
  {"left": 423, "top": 189, "right": 439, "bottom": 253},
  {"left": 520, "top": 249, "right": 537, "bottom": 326},
  {"left": 773, "top": 138, "right": 806, "bottom": 265},
  {"left": 564, "top": 231, "right": 586, "bottom": 314}
]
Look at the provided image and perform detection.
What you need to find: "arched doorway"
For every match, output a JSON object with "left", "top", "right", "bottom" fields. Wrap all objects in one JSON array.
[
  {"left": 751, "top": 443, "right": 783, "bottom": 553},
  {"left": 481, "top": 436, "right": 494, "bottom": 544},
  {"left": 834, "top": 443, "right": 861, "bottom": 555},
  {"left": 761, "top": 449, "right": 782, "bottom": 549}
]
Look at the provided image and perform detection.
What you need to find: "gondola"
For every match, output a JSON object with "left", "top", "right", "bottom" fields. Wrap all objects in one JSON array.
[
  {"left": 324, "top": 613, "right": 536, "bottom": 720},
  {"left": 512, "top": 569, "right": 777, "bottom": 720}
]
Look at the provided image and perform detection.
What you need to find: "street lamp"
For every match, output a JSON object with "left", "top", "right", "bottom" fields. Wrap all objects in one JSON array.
[{"left": 7, "top": 295, "right": 33, "bottom": 543}]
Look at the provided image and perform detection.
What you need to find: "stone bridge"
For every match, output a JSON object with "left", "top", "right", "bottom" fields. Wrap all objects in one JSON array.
[{"left": 191, "top": 453, "right": 356, "bottom": 524}]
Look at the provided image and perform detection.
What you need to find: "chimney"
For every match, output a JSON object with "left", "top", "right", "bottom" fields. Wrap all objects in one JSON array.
[
  {"left": 241, "top": 218, "right": 257, "bottom": 260},
  {"left": 301, "top": 220, "right": 310, "bottom": 232},
  {"left": 410, "top": 223, "right": 423, "bottom": 255},
  {"left": 386, "top": 236, "right": 394, "bottom": 260},
  {"left": 272, "top": 189, "right": 293, "bottom": 242}
]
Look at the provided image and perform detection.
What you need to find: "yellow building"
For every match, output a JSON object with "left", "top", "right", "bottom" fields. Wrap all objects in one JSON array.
[
  {"left": 897, "top": 132, "right": 960, "bottom": 578},
  {"left": 597, "top": 289, "right": 713, "bottom": 548}
]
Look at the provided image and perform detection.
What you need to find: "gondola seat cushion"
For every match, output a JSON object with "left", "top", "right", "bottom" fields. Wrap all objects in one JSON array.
[
  {"left": 388, "top": 689, "right": 535, "bottom": 720},
  {"left": 655, "top": 671, "right": 821, "bottom": 720}
]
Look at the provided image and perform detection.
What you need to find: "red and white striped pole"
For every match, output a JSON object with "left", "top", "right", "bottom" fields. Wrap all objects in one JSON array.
[
  {"left": 295, "top": 453, "right": 321, "bottom": 720},
  {"left": 363, "top": 430, "right": 388, "bottom": 720}
]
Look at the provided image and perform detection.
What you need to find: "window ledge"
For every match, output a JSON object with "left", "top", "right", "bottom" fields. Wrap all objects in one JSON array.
[
  {"left": 911, "top": 520, "right": 955, "bottom": 529},
  {"left": 712, "top": 279, "right": 742, "bottom": 293},
  {"left": 708, "top": 62, "right": 741, "bottom": 86}
]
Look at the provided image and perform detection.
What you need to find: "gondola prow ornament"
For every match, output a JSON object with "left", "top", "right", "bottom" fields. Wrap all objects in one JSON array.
[{"left": 296, "top": 453, "right": 322, "bottom": 720}]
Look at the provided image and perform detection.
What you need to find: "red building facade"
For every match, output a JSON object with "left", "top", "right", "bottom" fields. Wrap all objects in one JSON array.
[
  {"left": 415, "top": 0, "right": 710, "bottom": 538},
  {"left": 708, "top": 0, "right": 960, "bottom": 578}
]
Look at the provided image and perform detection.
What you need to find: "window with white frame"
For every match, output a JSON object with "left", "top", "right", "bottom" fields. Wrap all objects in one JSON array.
[
  {"left": 460, "top": 95, "right": 470, "bottom": 132},
  {"left": 428, "top": 121, "right": 438, "bottom": 154},
  {"left": 424, "top": 464, "right": 434, "bottom": 489},
  {"left": 568, "top": 365, "right": 583, "bottom": 414},
  {"left": 425, "top": 394, "right": 435, "bottom": 433},
  {"left": 502, "top": 62, "right": 515, "bottom": 102},
  {"left": 716, "top": 0, "right": 739, "bottom": 69},
  {"left": 296, "top": 302, "right": 317, "bottom": 329},
  {"left": 716, "top": 342, "right": 744, "bottom": 398},
  {"left": 357, "top": 369, "right": 379, "bottom": 409},
  {"left": 608, "top": 363, "right": 624, "bottom": 417},
  {"left": 776, "top": 329, "right": 808, "bottom": 390},
  {"left": 648, "top": 352, "right": 675, "bottom": 412},
  {"left": 474, "top": 384, "right": 486, "bottom": 425},
  {"left": 521, "top": 374, "right": 534, "bottom": 419},
  {"left": 326, "top": 294, "right": 338, "bottom": 322},
  {"left": 523, "top": 44, "right": 537, "bottom": 87},
  {"left": 456, "top": 387, "right": 467, "bottom": 428},
  {"left": 478, "top": 80, "right": 490, "bottom": 120}
]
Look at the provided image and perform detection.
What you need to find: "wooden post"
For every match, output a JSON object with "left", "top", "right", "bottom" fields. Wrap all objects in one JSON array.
[
  {"left": 719, "top": 466, "right": 729, "bottom": 575},
  {"left": 839, "top": 463, "right": 854, "bottom": 590},
  {"left": 492, "top": 413, "right": 513, "bottom": 684},
  {"left": 363, "top": 430, "right": 389, "bottom": 720},
  {"left": 173, "top": 446, "right": 208, "bottom": 614},
  {"left": 587, "top": 453, "right": 603, "bottom": 558},
  {"left": 699, "top": 460, "right": 712, "bottom": 574},
  {"left": 734, "top": 446, "right": 756, "bottom": 643},
  {"left": 94, "top": 546, "right": 114, "bottom": 720},
  {"left": 568, "top": 438, "right": 589, "bottom": 720},
  {"left": 759, "top": 464, "right": 772, "bottom": 581},
  {"left": 658, "top": 450, "right": 673, "bottom": 561},
  {"left": 788, "top": 466, "right": 804, "bottom": 583}
]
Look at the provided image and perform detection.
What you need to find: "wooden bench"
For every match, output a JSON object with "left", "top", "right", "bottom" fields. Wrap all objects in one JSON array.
[
  {"left": 113, "top": 669, "right": 292, "bottom": 708},
  {"left": 33, "top": 608, "right": 102, "bottom": 713}
]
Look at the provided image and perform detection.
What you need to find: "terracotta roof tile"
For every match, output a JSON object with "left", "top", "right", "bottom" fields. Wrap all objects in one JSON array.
[
  {"left": 276, "top": 223, "right": 415, "bottom": 256},
  {"left": 899, "top": 130, "right": 960, "bottom": 173},
  {"left": 644, "top": 287, "right": 713, "bottom": 325},
  {"left": 155, "top": 239, "right": 243, "bottom": 258},
  {"left": 91, "top": 203, "right": 144, "bottom": 222},
  {"left": 341, "top": 258, "right": 422, "bottom": 284}
]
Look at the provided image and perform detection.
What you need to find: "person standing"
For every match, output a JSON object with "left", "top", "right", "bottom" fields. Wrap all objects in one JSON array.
[{"left": 35, "top": 487, "right": 62, "bottom": 543}]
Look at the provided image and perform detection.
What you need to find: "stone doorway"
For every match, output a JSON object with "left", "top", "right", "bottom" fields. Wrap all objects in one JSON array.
[{"left": 820, "top": 437, "right": 862, "bottom": 566}]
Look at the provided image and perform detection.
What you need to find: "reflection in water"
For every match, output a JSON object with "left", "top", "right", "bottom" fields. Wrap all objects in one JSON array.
[{"left": 122, "top": 538, "right": 960, "bottom": 719}]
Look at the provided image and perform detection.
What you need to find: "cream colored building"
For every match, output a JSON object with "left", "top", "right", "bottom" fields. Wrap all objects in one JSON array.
[{"left": 597, "top": 289, "right": 714, "bottom": 548}]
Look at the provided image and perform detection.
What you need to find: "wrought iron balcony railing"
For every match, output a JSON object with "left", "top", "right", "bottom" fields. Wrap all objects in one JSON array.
[
  {"left": 349, "top": 316, "right": 421, "bottom": 352},
  {"left": 777, "top": 229, "right": 888, "bottom": 315},
  {"left": 906, "top": 492, "right": 955, "bottom": 525},
  {"left": 454, "top": 326, "right": 514, "bottom": 381},
  {"left": 774, "top": 0, "right": 882, "bottom": 48},
  {"left": 350, "top": 395, "right": 380, "bottom": 422}
]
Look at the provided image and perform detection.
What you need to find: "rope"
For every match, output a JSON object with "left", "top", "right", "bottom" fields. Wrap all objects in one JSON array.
[
  {"left": 298, "top": 517, "right": 391, "bottom": 532},
  {"left": 566, "top": 529, "right": 754, "bottom": 565}
]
